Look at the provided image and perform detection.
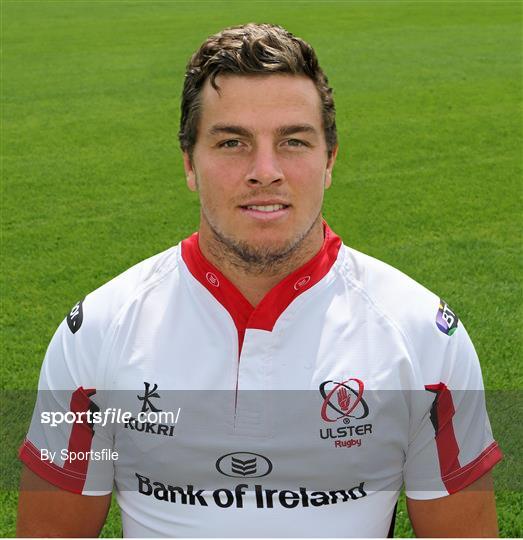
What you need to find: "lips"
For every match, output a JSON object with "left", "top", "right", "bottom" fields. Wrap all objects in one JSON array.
[
  {"left": 238, "top": 201, "right": 291, "bottom": 221},
  {"left": 239, "top": 200, "right": 291, "bottom": 213},
  {"left": 243, "top": 204, "right": 288, "bottom": 213}
]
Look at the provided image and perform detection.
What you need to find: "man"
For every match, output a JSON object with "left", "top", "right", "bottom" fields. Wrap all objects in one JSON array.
[{"left": 18, "top": 24, "right": 502, "bottom": 537}]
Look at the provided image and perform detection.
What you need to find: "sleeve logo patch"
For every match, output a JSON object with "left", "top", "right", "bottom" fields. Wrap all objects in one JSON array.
[
  {"left": 66, "top": 300, "right": 84, "bottom": 334},
  {"left": 436, "top": 299, "right": 458, "bottom": 336}
]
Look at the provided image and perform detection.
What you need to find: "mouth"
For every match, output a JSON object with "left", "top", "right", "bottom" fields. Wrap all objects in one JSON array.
[
  {"left": 238, "top": 202, "right": 291, "bottom": 221},
  {"left": 241, "top": 203, "right": 290, "bottom": 213}
]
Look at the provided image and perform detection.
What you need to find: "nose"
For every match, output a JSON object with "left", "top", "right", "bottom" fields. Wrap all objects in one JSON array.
[{"left": 245, "top": 144, "right": 284, "bottom": 187}]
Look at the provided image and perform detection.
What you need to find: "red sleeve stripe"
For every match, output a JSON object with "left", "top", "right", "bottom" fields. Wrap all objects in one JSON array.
[
  {"left": 425, "top": 383, "right": 503, "bottom": 494},
  {"left": 18, "top": 386, "right": 98, "bottom": 494},
  {"left": 442, "top": 441, "right": 503, "bottom": 494},
  {"left": 18, "top": 438, "right": 85, "bottom": 494},
  {"left": 425, "top": 383, "right": 461, "bottom": 480},
  {"left": 63, "top": 387, "right": 97, "bottom": 476}
]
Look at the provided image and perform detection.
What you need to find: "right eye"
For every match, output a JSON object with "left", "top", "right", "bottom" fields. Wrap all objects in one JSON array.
[{"left": 219, "top": 140, "right": 241, "bottom": 148}]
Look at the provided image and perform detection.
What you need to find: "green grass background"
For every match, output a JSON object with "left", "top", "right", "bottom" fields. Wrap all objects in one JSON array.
[{"left": 1, "top": 0, "right": 521, "bottom": 536}]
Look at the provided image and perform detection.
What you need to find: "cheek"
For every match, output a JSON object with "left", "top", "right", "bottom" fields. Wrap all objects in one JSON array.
[
  {"left": 196, "top": 170, "right": 234, "bottom": 210},
  {"left": 286, "top": 162, "right": 328, "bottom": 194}
]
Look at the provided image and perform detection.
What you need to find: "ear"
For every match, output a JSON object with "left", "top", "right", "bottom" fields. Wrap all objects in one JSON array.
[
  {"left": 183, "top": 151, "right": 197, "bottom": 192},
  {"left": 324, "top": 145, "right": 338, "bottom": 189}
]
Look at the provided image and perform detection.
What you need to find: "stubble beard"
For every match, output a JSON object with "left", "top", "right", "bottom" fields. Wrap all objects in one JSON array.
[{"left": 201, "top": 207, "right": 323, "bottom": 277}]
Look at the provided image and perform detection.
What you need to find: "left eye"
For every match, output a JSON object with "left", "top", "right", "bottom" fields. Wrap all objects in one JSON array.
[
  {"left": 286, "top": 139, "right": 306, "bottom": 147},
  {"left": 220, "top": 140, "right": 241, "bottom": 148}
]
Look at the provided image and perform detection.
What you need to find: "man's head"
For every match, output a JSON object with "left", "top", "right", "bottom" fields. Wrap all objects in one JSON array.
[
  {"left": 179, "top": 24, "right": 338, "bottom": 274},
  {"left": 179, "top": 23, "right": 337, "bottom": 158}
]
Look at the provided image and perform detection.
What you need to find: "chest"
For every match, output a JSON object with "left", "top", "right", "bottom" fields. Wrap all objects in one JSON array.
[{"left": 104, "top": 286, "right": 412, "bottom": 494}]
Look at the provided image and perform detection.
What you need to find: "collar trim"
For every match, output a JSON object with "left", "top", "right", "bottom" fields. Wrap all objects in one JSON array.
[{"left": 181, "top": 223, "right": 342, "bottom": 338}]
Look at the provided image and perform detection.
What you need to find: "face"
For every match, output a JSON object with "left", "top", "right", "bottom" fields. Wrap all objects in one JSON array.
[{"left": 183, "top": 74, "right": 337, "bottom": 262}]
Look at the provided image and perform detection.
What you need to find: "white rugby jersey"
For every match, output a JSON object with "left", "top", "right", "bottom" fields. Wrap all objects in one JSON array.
[{"left": 20, "top": 224, "right": 502, "bottom": 537}]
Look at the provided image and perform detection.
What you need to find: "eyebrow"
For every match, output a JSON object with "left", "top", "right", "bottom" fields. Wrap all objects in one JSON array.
[
  {"left": 276, "top": 124, "right": 318, "bottom": 137},
  {"left": 208, "top": 124, "right": 253, "bottom": 138},
  {"left": 208, "top": 123, "right": 318, "bottom": 138}
]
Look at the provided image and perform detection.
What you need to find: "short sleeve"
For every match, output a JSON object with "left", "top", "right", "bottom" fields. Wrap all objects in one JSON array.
[
  {"left": 404, "top": 311, "right": 502, "bottom": 500},
  {"left": 19, "top": 299, "right": 115, "bottom": 495}
]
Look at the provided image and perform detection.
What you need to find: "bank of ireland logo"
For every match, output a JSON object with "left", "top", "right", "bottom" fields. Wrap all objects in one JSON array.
[
  {"left": 436, "top": 299, "right": 459, "bottom": 336},
  {"left": 216, "top": 452, "right": 273, "bottom": 478},
  {"left": 319, "top": 379, "right": 369, "bottom": 423},
  {"left": 137, "top": 382, "right": 162, "bottom": 413}
]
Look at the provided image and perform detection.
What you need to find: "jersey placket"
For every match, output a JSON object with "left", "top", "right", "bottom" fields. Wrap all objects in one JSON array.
[{"left": 180, "top": 225, "right": 342, "bottom": 433}]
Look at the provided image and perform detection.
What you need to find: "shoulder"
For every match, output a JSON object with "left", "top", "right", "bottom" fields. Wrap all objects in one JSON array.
[
  {"left": 337, "top": 244, "right": 442, "bottom": 333},
  {"left": 336, "top": 245, "right": 474, "bottom": 385},
  {"left": 79, "top": 243, "right": 182, "bottom": 330},
  {"left": 56, "top": 244, "right": 182, "bottom": 368}
]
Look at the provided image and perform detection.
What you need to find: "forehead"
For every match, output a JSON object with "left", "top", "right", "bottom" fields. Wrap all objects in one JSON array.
[{"left": 198, "top": 74, "right": 323, "bottom": 132}]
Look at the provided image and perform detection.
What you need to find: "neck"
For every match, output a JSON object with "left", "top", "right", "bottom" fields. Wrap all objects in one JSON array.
[{"left": 198, "top": 217, "right": 325, "bottom": 307}]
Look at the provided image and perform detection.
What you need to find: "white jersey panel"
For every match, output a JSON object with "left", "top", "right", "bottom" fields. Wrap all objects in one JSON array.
[{"left": 20, "top": 232, "right": 502, "bottom": 536}]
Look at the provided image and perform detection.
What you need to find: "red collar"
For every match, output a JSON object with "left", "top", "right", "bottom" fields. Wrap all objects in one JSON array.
[{"left": 181, "top": 223, "right": 341, "bottom": 343}]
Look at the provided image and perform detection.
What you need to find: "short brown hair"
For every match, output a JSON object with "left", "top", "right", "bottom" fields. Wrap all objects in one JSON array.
[{"left": 178, "top": 23, "right": 337, "bottom": 156}]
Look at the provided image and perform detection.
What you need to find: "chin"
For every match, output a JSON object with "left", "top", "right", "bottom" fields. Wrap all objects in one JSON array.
[{"left": 241, "top": 235, "right": 299, "bottom": 257}]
